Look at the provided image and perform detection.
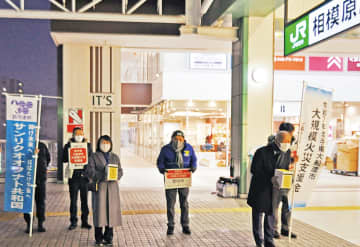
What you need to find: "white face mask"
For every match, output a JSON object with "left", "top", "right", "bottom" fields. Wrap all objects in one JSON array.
[
  {"left": 100, "top": 143, "right": 111, "bottom": 153},
  {"left": 74, "top": 135, "right": 84, "bottom": 143},
  {"left": 279, "top": 143, "right": 291, "bottom": 153}
]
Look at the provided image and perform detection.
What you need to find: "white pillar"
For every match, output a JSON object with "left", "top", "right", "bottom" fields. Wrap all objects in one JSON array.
[
  {"left": 247, "top": 13, "right": 274, "bottom": 151},
  {"left": 185, "top": 0, "right": 201, "bottom": 26}
]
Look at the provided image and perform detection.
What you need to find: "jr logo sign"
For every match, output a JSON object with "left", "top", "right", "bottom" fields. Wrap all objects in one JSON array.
[
  {"left": 290, "top": 20, "right": 307, "bottom": 48},
  {"left": 285, "top": 16, "right": 309, "bottom": 56}
]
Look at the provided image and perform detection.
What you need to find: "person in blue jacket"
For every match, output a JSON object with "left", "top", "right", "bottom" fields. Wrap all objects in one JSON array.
[{"left": 157, "top": 130, "right": 197, "bottom": 236}]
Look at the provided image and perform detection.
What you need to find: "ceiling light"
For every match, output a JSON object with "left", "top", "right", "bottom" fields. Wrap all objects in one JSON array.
[{"left": 252, "top": 68, "right": 267, "bottom": 83}]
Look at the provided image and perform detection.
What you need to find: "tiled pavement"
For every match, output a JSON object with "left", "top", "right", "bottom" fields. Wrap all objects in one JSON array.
[{"left": 0, "top": 183, "right": 357, "bottom": 247}]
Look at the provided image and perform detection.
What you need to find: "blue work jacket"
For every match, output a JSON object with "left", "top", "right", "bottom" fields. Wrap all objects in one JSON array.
[{"left": 157, "top": 142, "right": 197, "bottom": 170}]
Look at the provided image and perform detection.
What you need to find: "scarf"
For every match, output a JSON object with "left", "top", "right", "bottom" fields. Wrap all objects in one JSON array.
[
  {"left": 171, "top": 140, "right": 185, "bottom": 168},
  {"left": 102, "top": 152, "right": 110, "bottom": 165}
]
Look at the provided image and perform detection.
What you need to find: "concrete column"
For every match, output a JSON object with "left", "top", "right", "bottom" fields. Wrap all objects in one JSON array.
[
  {"left": 231, "top": 13, "right": 274, "bottom": 196},
  {"left": 61, "top": 44, "right": 122, "bottom": 161},
  {"left": 57, "top": 45, "right": 64, "bottom": 181},
  {"left": 185, "top": 0, "right": 201, "bottom": 26}
]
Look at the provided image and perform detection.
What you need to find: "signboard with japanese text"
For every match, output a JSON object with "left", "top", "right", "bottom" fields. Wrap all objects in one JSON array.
[
  {"left": 309, "top": 56, "right": 344, "bottom": 71},
  {"left": 274, "top": 56, "right": 306, "bottom": 71},
  {"left": 285, "top": 0, "right": 360, "bottom": 55},
  {"left": 69, "top": 142, "right": 88, "bottom": 169},
  {"left": 165, "top": 169, "right": 192, "bottom": 189},
  {"left": 4, "top": 96, "right": 39, "bottom": 213},
  {"left": 293, "top": 85, "right": 332, "bottom": 208}
]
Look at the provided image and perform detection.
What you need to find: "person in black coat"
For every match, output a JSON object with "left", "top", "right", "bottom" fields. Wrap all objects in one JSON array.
[
  {"left": 247, "top": 131, "right": 292, "bottom": 247},
  {"left": 24, "top": 141, "right": 51, "bottom": 233},
  {"left": 63, "top": 127, "right": 93, "bottom": 230}
]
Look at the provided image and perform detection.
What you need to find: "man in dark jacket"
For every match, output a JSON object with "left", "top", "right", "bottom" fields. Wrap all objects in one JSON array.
[
  {"left": 24, "top": 141, "right": 50, "bottom": 233},
  {"left": 247, "top": 131, "right": 292, "bottom": 247},
  {"left": 63, "top": 127, "right": 92, "bottom": 230},
  {"left": 157, "top": 130, "right": 197, "bottom": 236}
]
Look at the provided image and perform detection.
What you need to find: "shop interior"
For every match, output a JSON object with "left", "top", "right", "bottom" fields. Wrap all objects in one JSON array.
[{"left": 120, "top": 100, "right": 231, "bottom": 169}]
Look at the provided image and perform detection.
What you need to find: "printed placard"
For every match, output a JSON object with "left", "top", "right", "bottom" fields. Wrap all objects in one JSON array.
[
  {"left": 165, "top": 169, "right": 192, "bottom": 189},
  {"left": 106, "top": 164, "right": 118, "bottom": 181},
  {"left": 69, "top": 143, "right": 88, "bottom": 169}
]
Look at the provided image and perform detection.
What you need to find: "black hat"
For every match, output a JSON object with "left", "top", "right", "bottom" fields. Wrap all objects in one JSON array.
[{"left": 171, "top": 130, "right": 184, "bottom": 138}]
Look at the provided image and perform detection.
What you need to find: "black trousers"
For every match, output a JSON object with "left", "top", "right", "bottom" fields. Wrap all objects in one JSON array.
[
  {"left": 95, "top": 226, "right": 113, "bottom": 242},
  {"left": 68, "top": 177, "right": 89, "bottom": 224},
  {"left": 24, "top": 182, "right": 46, "bottom": 224},
  {"left": 165, "top": 188, "right": 189, "bottom": 227},
  {"left": 252, "top": 208, "right": 275, "bottom": 247}
]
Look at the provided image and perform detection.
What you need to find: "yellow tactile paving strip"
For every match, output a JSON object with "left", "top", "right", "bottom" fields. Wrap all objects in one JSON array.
[{"left": 1, "top": 205, "right": 359, "bottom": 221}]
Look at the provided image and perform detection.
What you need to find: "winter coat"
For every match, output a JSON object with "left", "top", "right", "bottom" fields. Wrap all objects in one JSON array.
[
  {"left": 63, "top": 138, "right": 93, "bottom": 178},
  {"left": 157, "top": 142, "right": 197, "bottom": 172},
  {"left": 85, "top": 151, "right": 123, "bottom": 227},
  {"left": 247, "top": 143, "right": 289, "bottom": 214},
  {"left": 36, "top": 142, "right": 51, "bottom": 184}
]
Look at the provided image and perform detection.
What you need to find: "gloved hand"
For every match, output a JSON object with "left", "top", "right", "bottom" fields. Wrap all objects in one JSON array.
[
  {"left": 159, "top": 168, "right": 165, "bottom": 174},
  {"left": 190, "top": 167, "right": 196, "bottom": 173}
]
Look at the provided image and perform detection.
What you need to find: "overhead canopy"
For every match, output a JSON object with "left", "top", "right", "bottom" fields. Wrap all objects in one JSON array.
[{"left": 202, "top": 0, "right": 284, "bottom": 26}]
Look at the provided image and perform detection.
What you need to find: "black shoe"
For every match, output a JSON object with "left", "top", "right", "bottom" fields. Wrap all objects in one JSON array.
[
  {"left": 264, "top": 242, "right": 276, "bottom": 247},
  {"left": 274, "top": 230, "right": 280, "bottom": 239},
  {"left": 68, "top": 223, "right": 77, "bottom": 230},
  {"left": 182, "top": 226, "right": 191, "bottom": 235},
  {"left": 281, "top": 230, "right": 297, "bottom": 238},
  {"left": 95, "top": 241, "right": 103, "bottom": 246},
  {"left": 38, "top": 225, "right": 46, "bottom": 233},
  {"left": 166, "top": 226, "right": 174, "bottom": 235},
  {"left": 103, "top": 240, "right": 113, "bottom": 246},
  {"left": 81, "top": 222, "right": 92, "bottom": 229},
  {"left": 25, "top": 226, "right": 30, "bottom": 234}
]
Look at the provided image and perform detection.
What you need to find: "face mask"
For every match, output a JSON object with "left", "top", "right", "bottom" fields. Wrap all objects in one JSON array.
[
  {"left": 173, "top": 139, "right": 184, "bottom": 149},
  {"left": 100, "top": 143, "right": 111, "bottom": 153},
  {"left": 74, "top": 135, "right": 84, "bottom": 143},
  {"left": 279, "top": 143, "right": 291, "bottom": 153}
]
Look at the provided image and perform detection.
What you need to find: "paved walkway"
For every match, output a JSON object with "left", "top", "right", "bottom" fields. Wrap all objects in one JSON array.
[{"left": 0, "top": 183, "right": 357, "bottom": 247}]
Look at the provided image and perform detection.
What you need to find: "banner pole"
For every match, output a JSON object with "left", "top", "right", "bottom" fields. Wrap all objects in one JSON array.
[
  {"left": 288, "top": 82, "right": 306, "bottom": 243},
  {"left": 29, "top": 95, "right": 42, "bottom": 237}
]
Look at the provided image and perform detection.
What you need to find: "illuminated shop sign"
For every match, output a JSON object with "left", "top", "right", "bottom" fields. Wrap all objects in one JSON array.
[{"left": 190, "top": 53, "right": 227, "bottom": 70}]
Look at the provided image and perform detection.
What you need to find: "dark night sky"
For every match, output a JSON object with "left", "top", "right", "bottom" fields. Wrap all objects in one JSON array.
[
  {"left": 0, "top": 1, "right": 58, "bottom": 139},
  {"left": 0, "top": 1, "right": 57, "bottom": 97}
]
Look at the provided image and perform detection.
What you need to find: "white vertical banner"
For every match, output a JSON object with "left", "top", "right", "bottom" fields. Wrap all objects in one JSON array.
[{"left": 293, "top": 84, "right": 333, "bottom": 208}]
